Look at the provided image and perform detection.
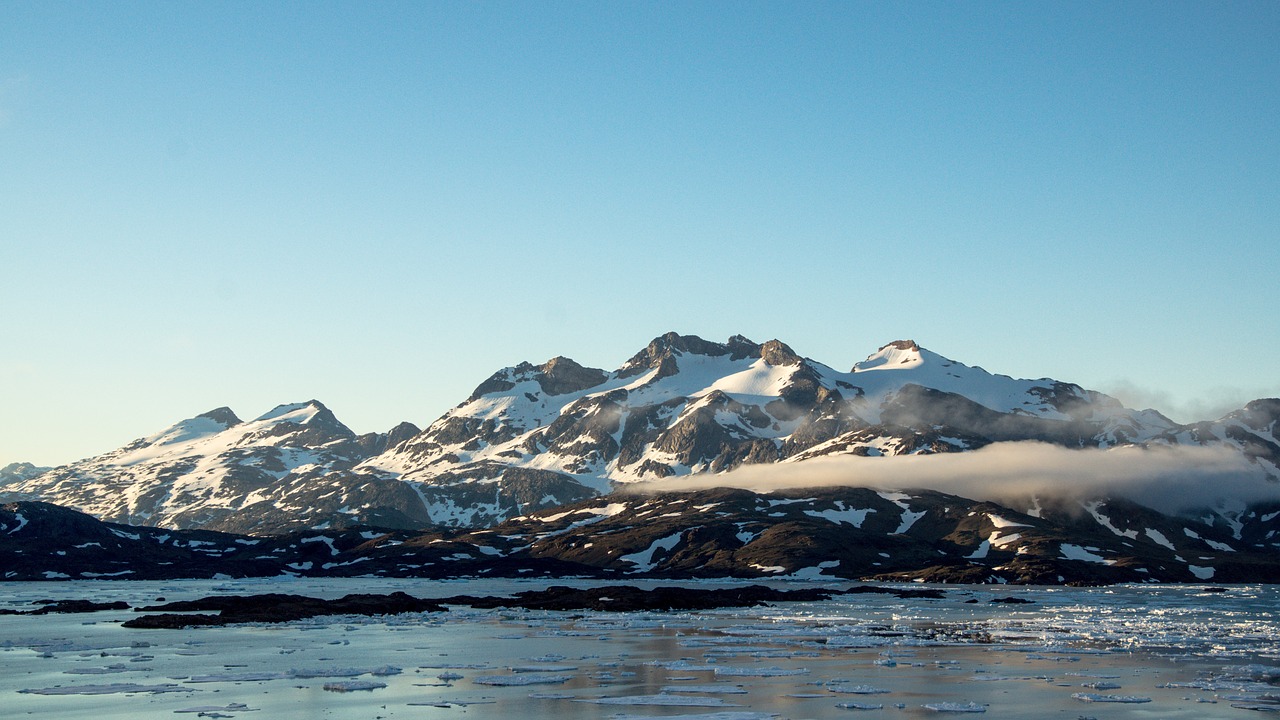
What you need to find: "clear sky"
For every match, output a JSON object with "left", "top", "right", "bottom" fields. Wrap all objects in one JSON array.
[{"left": 2, "top": 1, "right": 1278, "bottom": 468}]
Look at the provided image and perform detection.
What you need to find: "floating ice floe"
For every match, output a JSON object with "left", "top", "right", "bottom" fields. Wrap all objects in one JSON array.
[
  {"left": 835, "top": 702, "right": 883, "bottom": 710},
  {"left": 510, "top": 664, "right": 578, "bottom": 672},
  {"left": 828, "top": 684, "right": 890, "bottom": 694},
  {"left": 576, "top": 694, "right": 739, "bottom": 707},
  {"left": 322, "top": 680, "right": 386, "bottom": 692},
  {"left": 174, "top": 704, "right": 258, "bottom": 713},
  {"left": 19, "top": 683, "right": 195, "bottom": 695},
  {"left": 660, "top": 684, "right": 748, "bottom": 694},
  {"left": 64, "top": 665, "right": 132, "bottom": 674},
  {"left": 319, "top": 665, "right": 402, "bottom": 677},
  {"left": 922, "top": 701, "right": 986, "bottom": 712},
  {"left": 186, "top": 671, "right": 288, "bottom": 683},
  {"left": 185, "top": 665, "right": 400, "bottom": 683},
  {"left": 647, "top": 659, "right": 718, "bottom": 671},
  {"left": 1226, "top": 694, "right": 1280, "bottom": 712},
  {"left": 1225, "top": 664, "right": 1280, "bottom": 681},
  {"left": 604, "top": 707, "right": 773, "bottom": 712},
  {"left": 713, "top": 666, "right": 808, "bottom": 677},
  {"left": 472, "top": 673, "right": 573, "bottom": 686},
  {"left": 1071, "top": 693, "right": 1151, "bottom": 703}
]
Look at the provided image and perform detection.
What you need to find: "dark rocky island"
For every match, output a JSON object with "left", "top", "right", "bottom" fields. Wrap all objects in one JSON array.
[{"left": 120, "top": 584, "right": 947, "bottom": 629}]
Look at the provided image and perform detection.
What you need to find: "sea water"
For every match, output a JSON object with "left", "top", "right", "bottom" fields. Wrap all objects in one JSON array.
[{"left": 2, "top": 578, "right": 1277, "bottom": 718}]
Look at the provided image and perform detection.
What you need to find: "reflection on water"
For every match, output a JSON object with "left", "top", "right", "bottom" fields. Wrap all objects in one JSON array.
[{"left": 1, "top": 578, "right": 1277, "bottom": 718}]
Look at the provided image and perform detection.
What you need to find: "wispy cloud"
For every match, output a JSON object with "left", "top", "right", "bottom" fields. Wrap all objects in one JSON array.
[
  {"left": 631, "top": 441, "right": 1273, "bottom": 515},
  {"left": 1103, "top": 380, "right": 1279, "bottom": 424}
]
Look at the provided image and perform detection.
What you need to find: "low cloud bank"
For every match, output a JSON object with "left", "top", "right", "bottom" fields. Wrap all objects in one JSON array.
[{"left": 633, "top": 442, "right": 1274, "bottom": 515}]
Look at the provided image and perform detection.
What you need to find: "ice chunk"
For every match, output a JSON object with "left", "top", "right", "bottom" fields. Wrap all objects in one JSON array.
[
  {"left": 1071, "top": 693, "right": 1151, "bottom": 703},
  {"left": 575, "top": 694, "right": 738, "bottom": 706},
  {"left": 472, "top": 673, "right": 572, "bottom": 686},
  {"left": 599, "top": 707, "right": 768, "bottom": 712},
  {"left": 64, "top": 665, "right": 132, "bottom": 675},
  {"left": 322, "top": 680, "right": 385, "bottom": 692},
  {"left": 19, "top": 683, "right": 194, "bottom": 695},
  {"left": 660, "top": 684, "right": 749, "bottom": 694},
  {"left": 713, "top": 665, "right": 809, "bottom": 676},
  {"left": 923, "top": 701, "right": 986, "bottom": 712},
  {"left": 186, "top": 672, "right": 289, "bottom": 683},
  {"left": 828, "top": 684, "right": 890, "bottom": 694}
]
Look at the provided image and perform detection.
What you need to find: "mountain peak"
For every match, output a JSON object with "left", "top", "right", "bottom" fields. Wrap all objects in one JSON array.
[
  {"left": 852, "top": 340, "right": 927, "bottom": 372},
  {"left": 251, "top": 400, "right": 332, "bottom": 425},
  {"left": 760, "top": 339, "right": 801, "bottom": 366},
  {"left": 196, "top": 407, "right": 242, "bottom": 428},
  {"left": 535, "top": 356, "right": 607, "bottom": 396},
  {"left": 620, "top": 332, "right": 761, "bottom": 377}
]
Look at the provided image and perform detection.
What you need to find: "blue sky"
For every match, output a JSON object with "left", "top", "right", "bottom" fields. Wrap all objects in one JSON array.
[{"left": 2, "top": 2, "right": 1277, "bottom": 467}]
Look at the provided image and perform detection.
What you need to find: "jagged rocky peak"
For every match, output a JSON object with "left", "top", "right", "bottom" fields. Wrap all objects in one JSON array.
[
  {"left": 384, "top": 421, "right": 422, "bottom": 449},
  {"left": 760, "top": 339, "right": 801, "bottom": 366},
  {"left": 355, "top": 420, "right": 423, "bottom": 457},
  {"left": 536, "top": 356, "right": 608, "bottom": 396},
  {"left": 197, "top": 406, "right": 242, "bottom": 428},
  {"left": 619, "top": 332, "right": 762, "bottom": 378},
  {"left": 466, "top": 355, "right": 607, "bottom": 401}
]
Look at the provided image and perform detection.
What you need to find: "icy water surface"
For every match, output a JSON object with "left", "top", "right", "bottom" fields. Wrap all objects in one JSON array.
[{"left": 2, "top": 579, "right": 1278, "bottom": 718}]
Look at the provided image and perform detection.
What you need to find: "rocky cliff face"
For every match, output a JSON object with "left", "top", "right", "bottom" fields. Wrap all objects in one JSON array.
[{"left": 5, "top": 334, "right": 1278, "bottom": 538}]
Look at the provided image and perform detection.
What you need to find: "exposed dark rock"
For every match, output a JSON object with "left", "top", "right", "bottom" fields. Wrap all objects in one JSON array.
[
  {"left": 618, "top": 332, "right": 757, "bottom": 379},
  {"left": 760, "top": 339, "right": 801, "bottom": 366},
  {"left": 536, "top": 356, "right": 608, "bottom": 396},
  {"left": 123, "top": 592, "right": 448, "bottom": 628},
  {"left": 197, "top": 407, "right": 242, "bottom": 427},
  {"left": 122, "top": 584, "right": 945, "bottom": 628},
  {"left": 24, "top": 600, "right": 131, "bottom": 614},
  {"left": 880, "top": 384, "right": 1096, "bottom": 446}
]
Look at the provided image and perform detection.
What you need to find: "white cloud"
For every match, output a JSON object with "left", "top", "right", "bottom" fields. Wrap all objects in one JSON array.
[{"left": 631, "top": 441, "right": 1274, "bottom": 515}]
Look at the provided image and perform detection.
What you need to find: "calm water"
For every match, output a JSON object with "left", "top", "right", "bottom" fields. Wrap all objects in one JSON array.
[{"left": 2, "top": 578, "right": 1277, "bottom": 719}]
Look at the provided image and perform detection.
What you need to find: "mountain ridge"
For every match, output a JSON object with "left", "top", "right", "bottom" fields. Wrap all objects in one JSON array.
[{"left": 3, "top": 333, "right": 1277, "bottom": 541}]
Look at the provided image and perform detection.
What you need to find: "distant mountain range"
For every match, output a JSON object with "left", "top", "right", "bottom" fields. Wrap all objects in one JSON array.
[{"left": 2, "top": 333, "right": 1277, "bottom": 584}]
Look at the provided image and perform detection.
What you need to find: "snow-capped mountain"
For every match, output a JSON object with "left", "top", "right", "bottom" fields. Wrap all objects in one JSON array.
[
  {"left": 353, "top": 334, "right": 1274, "bottom": 527},
  {"left": 0, "top": 462, "right": 50, "bottom": 487},
  {"left": 1, "top": 402, "right": 428, "bottom": 533},
  {"left": 5, "top": 334, "right": 1278, "bottom": 535}
]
